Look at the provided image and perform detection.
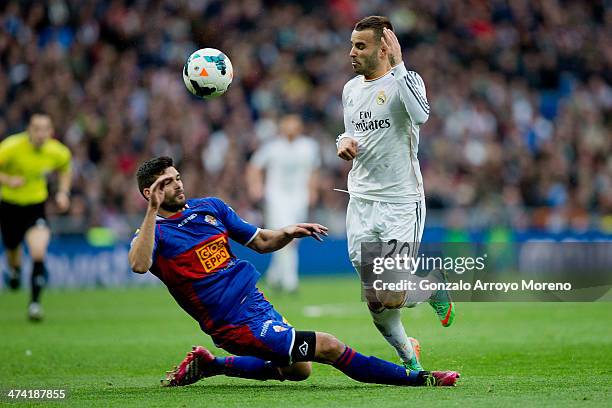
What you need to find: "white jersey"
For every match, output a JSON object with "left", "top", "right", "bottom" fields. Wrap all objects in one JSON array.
[
  {"left": 338, "top": 62, "right": 430, "bottom": 203},
  {"left": 251, "top": 136, "right": 320, "bottom": 204}
]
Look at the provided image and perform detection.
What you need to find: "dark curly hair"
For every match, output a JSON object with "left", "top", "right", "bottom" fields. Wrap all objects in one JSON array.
[{"left": 136, "top": 156, "right": 174, "bottom": 196}]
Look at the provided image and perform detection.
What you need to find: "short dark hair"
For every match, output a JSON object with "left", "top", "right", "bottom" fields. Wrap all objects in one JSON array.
[
  {"left": 354, "top": 16, "right": 393, "bottom": 43},
  {"left": 136, "top": 156, "right": 174, "bottom": 195},
  {"left": 28, "top": 111, "right": 52, "bottom": 123}
]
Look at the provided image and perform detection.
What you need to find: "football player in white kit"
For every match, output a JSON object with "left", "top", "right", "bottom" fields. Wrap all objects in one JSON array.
[
  {"left": 248, "top": 114, "right": 320, "bottom": 293},
  {"left": 336, "top": 16, "right": 455, "bottom": 371}
]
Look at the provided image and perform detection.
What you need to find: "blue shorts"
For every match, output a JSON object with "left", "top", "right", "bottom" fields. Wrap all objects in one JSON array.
[{"left": 209, "top": 290, "right": 295, "bottom": 366}]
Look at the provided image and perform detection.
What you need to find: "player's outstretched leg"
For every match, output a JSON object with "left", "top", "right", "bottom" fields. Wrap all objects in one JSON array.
[
  {"left": 313, "top": 332, "right": 459, "bottom": 387},
  {"left": 162, "top": 346, "right": 311, "bottom": 387},
  {"left": 368, "top": 301, "right": 423, "bottom": 371},
  {"left": 162, "top": 333, "right": 459, "bottom": 387}
]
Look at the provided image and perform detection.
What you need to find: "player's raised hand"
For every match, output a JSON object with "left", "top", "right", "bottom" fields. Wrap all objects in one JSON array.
[
  {"left": 381, "top": 27, "right": 402, "bottom": 68},
  {"left": 290, "top": 223, "right": 329, "bottom": 242},
  {"left": 337, "top": 137, "right": 358, "bottom": 161},
  {"left": 148, "top": 175, "right": 172, "bottom": 210}
]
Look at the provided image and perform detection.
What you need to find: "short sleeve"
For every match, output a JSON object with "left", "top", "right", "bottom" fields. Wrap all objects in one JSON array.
[
  {"left": 54, "top": 142, "right": 72, "bottom": 173},
  {"left": 0, "top": 136, "right": 17, "bottom": 168},
  {"left": 208, "top": 197, "right": 259, "bottom": 245}
]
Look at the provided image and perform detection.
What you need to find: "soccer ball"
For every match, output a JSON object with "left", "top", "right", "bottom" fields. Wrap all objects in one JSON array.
[{"left": 183, "top": 48, "right": 234, "bottom": 99}]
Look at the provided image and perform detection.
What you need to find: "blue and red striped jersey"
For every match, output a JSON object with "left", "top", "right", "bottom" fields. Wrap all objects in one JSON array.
[{"left": 133, "top": 197, "right": 261, "bottom": 332}]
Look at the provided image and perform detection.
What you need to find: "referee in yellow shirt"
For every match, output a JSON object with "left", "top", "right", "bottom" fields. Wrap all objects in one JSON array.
[{"left": 0, "top": 112, "right": 72, "bottom": 321}]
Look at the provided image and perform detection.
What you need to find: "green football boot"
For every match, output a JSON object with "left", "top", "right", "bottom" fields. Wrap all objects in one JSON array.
[
  {"left": 402, "top": 337, "right": 424, "bottom": 371},
  {"left": 429, "top": 292, "right": 455, "bottom": 327}
]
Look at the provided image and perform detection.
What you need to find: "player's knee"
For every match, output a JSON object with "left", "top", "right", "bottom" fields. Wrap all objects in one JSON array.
[
  {"left": 376, "top": 290, "right": 406, "bottom": 309},
  {"left": 25, "top": 226, "right": 50, "bottom": 260},
  {"left": 27, "top": 241, "right": 49, "bottom": 261},
  {"left": 315, "top": 332, "right": 344, "bottom": 363},
  {"left": 283, "top": 362, "right": 312, "bottom": 381},
  {"left": 380, "top": 299, "right": 404, "bottom": 309}
]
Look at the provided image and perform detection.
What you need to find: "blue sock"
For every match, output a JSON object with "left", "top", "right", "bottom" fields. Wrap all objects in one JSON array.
[
  {"left": 333, "top": 346, "right": 425, "bottom": 386},
  {"left": 215, "top": 356, "right": 283, "bottom": 381}
]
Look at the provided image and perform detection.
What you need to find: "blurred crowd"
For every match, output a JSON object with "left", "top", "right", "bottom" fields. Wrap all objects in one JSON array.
[{"left": 0, "top": 0, "right": 610, "bottom": 238}]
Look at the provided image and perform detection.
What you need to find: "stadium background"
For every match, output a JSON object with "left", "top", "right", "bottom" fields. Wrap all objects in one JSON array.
[{"left": 1, "top": 0, "right": 610, "bottom": 287}]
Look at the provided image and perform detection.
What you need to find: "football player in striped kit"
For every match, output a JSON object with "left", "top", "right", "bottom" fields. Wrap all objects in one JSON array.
[{"left": 336, "top": 16, "right": 455, "bottom": 372}]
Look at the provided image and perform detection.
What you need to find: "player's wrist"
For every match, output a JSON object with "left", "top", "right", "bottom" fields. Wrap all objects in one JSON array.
[
  {"left": 389, "top": 54, "right": 402, "bottom": 67},
  {"left": 336, "top": 134, "right": 352, "bottom": 149},
  {"left": 146, "top": 204, "right": 160, "bottom": 214},
  {"left": 280, "top": 226, "right": 296, "bottom": 240}
]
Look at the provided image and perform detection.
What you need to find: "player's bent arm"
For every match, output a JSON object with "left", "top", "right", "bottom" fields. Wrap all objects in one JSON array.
[
  {"left": 128, "top": 208, "right": 158, "bottom": 273},
  {"left": 57, "top": 168, "right": 72, "bottom": 196},
  {"left": 336, "top": 136, "right": 358, "bottom": 161},
  {"left": 337, "top": 82, "right": 359, "bottom": 160},
  {"left": 247, "top": 228, "right": 291, "bottom": 253},
  {"left": 392, "top": 62, "right": 430, "bottom": 125},
  {"left": 55, "top": 168, "right": 72, "bottom": 211},
  {"left": 247, "top": 223, "right": 328, "bottom": 253}
]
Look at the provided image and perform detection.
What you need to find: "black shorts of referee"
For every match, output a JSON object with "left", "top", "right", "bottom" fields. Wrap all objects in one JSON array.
[{"left": 0, "top": 201, "right": 47, "bottom": 250}]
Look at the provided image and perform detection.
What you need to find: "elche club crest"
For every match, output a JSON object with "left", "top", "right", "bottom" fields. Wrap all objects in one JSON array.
[{"left": 204, "top": 215, "right": 217, "bottom": 226}]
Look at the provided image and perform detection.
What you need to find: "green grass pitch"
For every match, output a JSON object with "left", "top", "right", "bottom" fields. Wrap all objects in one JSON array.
[{"left": 1, "top": 277, "right": 610, "bottom": 407}]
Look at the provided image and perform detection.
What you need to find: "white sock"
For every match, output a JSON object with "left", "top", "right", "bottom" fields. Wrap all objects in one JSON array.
[
  {"left": 403, "top": 273, "right": 441, "bottom": 306},
  {"left": 369, "top": 307, "right": 415, "bottom": 363}
]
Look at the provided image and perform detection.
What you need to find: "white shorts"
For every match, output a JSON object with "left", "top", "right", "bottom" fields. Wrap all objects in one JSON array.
[{"left": 346, "top": 196, "right": 426, "bottom": 280}]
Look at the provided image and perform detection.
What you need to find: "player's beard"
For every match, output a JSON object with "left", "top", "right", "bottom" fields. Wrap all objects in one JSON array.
[
  {"left": 160, "top": 195, "right": 186, "bottom": 213},
  {"left": 353, "top": 49, "right": 380, "bottom": 77}
]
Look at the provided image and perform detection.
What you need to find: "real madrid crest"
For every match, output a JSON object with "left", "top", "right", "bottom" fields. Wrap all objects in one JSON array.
[
  {"left": 376, "top": 90, "right": 386, "bottom": 105},
  {"left": 204, "top": 215, "right": 218, "bottom": 226}
]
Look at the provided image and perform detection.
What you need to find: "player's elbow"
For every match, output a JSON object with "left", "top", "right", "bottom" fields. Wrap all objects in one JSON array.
[
  {"left": 251, "top": 243, "right": 273, "bottom": 254},
  {"left": 128, "top": 253, "right": 150, "bottom": 273},
  {"left": 247, "top": 233, "right": 275, "bottom": 254},
  {"left": 130, "top": 262, "right": 149, "bottom": 274}
]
